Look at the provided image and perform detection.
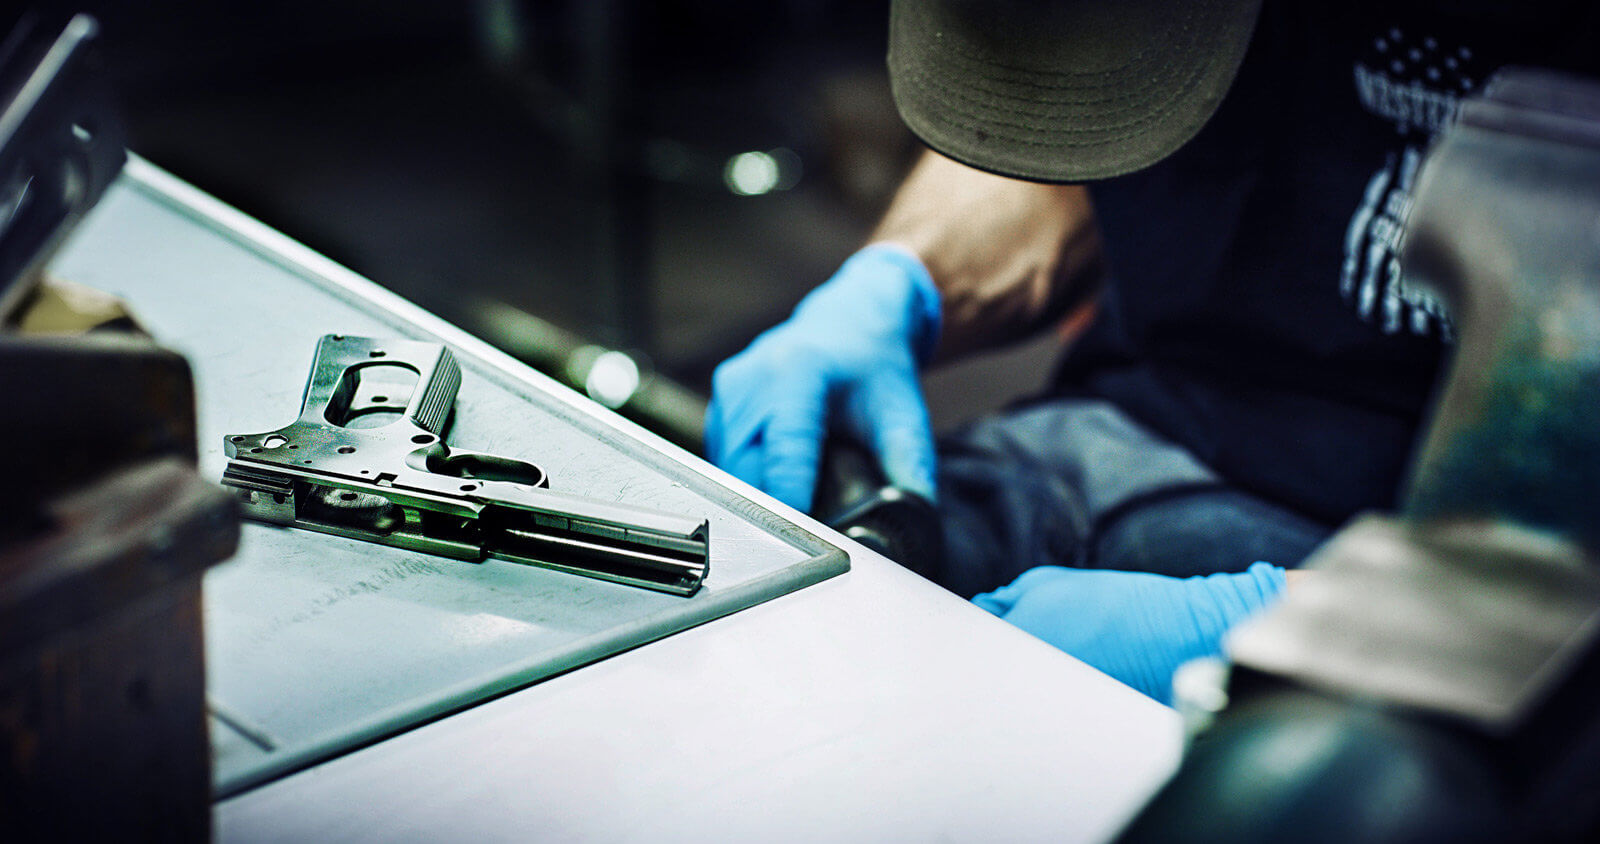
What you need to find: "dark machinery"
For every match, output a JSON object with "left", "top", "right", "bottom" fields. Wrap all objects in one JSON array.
[
  {"left": 0, "top": 11, "right": 237, "bottom": 840},
  {"left": 1119, "top": 68, "right": 1600, "bottom": 843}
]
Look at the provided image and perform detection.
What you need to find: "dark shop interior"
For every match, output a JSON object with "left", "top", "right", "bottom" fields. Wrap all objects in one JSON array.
[
  {"left": 7, "top": 2, "right": 1600, "bottom": 841},
  {"left": 99, "top": 1, "right": 1056, "bottom": 445}
]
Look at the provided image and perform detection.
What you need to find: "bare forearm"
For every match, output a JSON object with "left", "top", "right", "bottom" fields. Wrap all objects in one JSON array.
[{"left": 870, "top": 149, "right": 1107, "bottom": 363}]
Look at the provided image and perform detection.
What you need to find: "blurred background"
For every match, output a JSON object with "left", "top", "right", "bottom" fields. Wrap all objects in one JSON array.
[{"left": 65, "top": 0, "right": 1061, "bottom": 450}]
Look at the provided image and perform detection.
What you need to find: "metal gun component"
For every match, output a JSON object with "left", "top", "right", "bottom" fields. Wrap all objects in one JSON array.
[
  {"left": 222, "top": 334, "right": 709, "bottom": 596},
  {"left": 813, "top": 439, "right": 943, "bottom": 572}
]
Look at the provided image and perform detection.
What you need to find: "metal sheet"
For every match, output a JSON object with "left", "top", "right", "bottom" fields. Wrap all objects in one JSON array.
[{"left": 49, "top": 158, "right": 847, "bottom": 797}]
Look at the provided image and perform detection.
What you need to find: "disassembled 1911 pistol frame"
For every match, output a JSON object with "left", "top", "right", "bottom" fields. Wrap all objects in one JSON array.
[{"left": 221, "top": 334, "right": 709, "bottom": 596}]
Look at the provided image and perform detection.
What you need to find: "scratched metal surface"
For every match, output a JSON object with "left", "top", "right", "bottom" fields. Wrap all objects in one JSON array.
[{"left": 50, "top": 162, "right": 848, "bottom": 798}]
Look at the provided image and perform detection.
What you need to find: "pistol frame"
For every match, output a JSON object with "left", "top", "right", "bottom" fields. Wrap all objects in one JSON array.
[{"left": 221, "top": 334, "right": 709, "bottom": 596}]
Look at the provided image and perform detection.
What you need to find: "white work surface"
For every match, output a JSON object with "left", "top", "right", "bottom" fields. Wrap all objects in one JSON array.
[
  {"left": 88, "top": 159, "right": 1184, "bottom": 842},
  {"left": 56, "top": 160, "right": 852, "bottom": 797},
  {"left": 217, "top": 550, "right": 1183, "bottom": 843}
]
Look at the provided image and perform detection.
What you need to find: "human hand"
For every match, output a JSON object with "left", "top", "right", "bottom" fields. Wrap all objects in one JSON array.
[
  {"left": 972, "top": 563, "right": 1287, "bottom": 704},
  {"left": 705, "top": 244, "right": 941, "bottom": 512}
]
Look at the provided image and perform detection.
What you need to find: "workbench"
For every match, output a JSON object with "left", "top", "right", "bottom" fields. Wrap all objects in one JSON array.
[{"left": 54, "top": 158, "right": 1183, "bottom": 842}]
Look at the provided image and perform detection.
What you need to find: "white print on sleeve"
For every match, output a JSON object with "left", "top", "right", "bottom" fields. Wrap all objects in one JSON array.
[{"left": 1341, "top": 27, "right": 1485, "bottom": 341}]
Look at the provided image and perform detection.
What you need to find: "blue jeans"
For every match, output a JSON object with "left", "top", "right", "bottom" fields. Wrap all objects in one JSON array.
[{"left": 928, "top": 399, "right": 1332, "bottom": 598}]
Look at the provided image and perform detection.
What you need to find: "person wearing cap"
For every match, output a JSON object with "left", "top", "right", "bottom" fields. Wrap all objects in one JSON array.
[{"left": 705, "top": 1, "right": 1600, "bottom": 703}]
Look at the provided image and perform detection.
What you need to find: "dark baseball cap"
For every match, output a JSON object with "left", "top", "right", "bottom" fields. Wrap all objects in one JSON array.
[{"left": 888, "top": 0, "right": 1263, "bottom": 182}]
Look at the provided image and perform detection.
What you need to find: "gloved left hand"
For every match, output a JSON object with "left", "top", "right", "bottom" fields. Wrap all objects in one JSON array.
[
  {"left": 705, "top": 244, "right": 942, "bottom": 512},
  {"left": 973, "top": 563, "right": 1286, "bottom": 704}
]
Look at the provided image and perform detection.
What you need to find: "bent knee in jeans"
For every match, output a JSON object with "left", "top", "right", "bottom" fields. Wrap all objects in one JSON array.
[{"left": 928, "top": 400, "right": 1330, "bottom": 597}]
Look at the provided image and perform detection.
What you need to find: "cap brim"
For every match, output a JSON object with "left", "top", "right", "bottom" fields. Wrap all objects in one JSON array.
[{"left": 889, "top": 0, "right": 1262, "bottom": 183}]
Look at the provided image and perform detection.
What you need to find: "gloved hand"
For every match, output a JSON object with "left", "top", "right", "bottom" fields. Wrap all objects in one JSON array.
[
  {"left": 973, "top": 562, "right": 1286, "bottom": 704},
  {"left": 706, "top": 244, "right": 942, "bottom": 512}
]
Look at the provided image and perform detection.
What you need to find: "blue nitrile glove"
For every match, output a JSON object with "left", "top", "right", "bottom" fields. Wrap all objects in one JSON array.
[
  {"left": 706, "top": 244, "right": 942, "bottom": 512},
  {"left": 973, "top": 562, "right": 1286, "bottom": 705}
]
